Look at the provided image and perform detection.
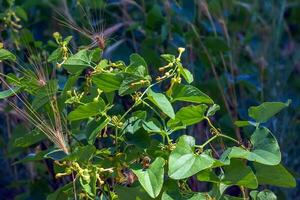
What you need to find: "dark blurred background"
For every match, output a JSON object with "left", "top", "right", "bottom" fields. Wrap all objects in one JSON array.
[{"left": 0, "top": 0, "right": 299, "bottom": 199}]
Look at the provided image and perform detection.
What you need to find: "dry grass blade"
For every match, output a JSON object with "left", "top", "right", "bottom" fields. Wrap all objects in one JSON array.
[
  {"left": 0, "top": 76, "right": 69, "bottom": 154},
  {"left": 54, "top": 1, "right": 123, "bottom": 50},
  {"left": 0, "top": 48, "right": 69, "bottom": 153}
]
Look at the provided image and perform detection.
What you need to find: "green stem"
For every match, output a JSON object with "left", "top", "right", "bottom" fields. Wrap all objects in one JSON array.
[
  {"left": 199, "top": 134, "right": 219, "bottom": 149},
  {"left": 219, "top": 134, "right": 240, "bottom": 145},
  {"left": 204, "top": 116, "right": 245, "bottom": 148}
]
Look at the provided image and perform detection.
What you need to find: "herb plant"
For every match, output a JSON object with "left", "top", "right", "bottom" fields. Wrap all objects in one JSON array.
[
  {"left": 0, "top": 0, "right": 298, "bottom": 198},
  {"left": 0, "top": 41, "right": 296, "bottom": 199}
]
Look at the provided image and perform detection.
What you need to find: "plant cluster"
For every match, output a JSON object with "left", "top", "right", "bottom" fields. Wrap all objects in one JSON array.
[
  {"left": 0, "top": 0, "right": 299, "bottom": 199},
  {"left": 0, "top": 39, "right": 296, "bottom": 199}
]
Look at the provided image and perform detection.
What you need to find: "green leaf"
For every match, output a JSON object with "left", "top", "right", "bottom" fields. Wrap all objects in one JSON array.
[
  {"left": 168, "top": 135, "right": 215, "bottom": 179},
  {"left": 206, "top": 104, "right": 220, "bottom": 116},
  {"left": 250, "top": 190, "right": 277, "bottom": 200},
  {"left": 92, "top": 73, "right": 122, "bottom": 92},
  {"left": 177, "top": 63, "right": 191, "bottom": 84},
  {"left": 63, "top": 49, "right": 93, "bottom": 73},
  {"left": 115, "top": 185, "right": 152, "bottom": 200},
  {"left": 147, "top": 89, "right": 175, "bottom": 119},
  {"left": 67, "top": 100, "right": 105, "bottom": 121},
  {"left": 146, "top": 4, "right": 164, "bottom": 29},
  {"left": 15, "top": 6, "right": 28, "bottom": 21},
  {"left": 0, "top": 49, "right": 16, "bottom": 61},
  {"left": 127, "top": 53, "right": 148, "bottom": 73},
  {"left": 47, "top": 183, "right": 73, "bottom": 200},
  {"left": 227, "top": 127, "right": 280, "bottom": 165},
  {"left": 234, "top": 120, "right": 257, "bottom": 127},
  {"left": 44, "top": 149, "right": 68, "bottom": 161},
  {"left": 118, "top": 72, "right": 151, "bottom": 96},
  {"left": 61, "top": 74, "right": 79, "bottom": 101},
  {"left": 14, "top": 130, "right": 46, "bottom": 148},
  {"left": 32, "top": 80, "right": 58, "bottom": 110},
  {"left": 86, "top": 117, "right": 110, "bottom": 145},
  {"left": 162, "top": 191, "right": 208, "bottom": 200},
  {"left": 222, "top": 159, "right": 258, "bottom": 189},
  {"left": 171, "top": 84, "right": 213, "bottom": 104},
  {"left": 65, "top": 145, "right": 96, "bottom": 163},
  {"left": 13, "top": 149, "right": 51, "bottom": 164},
  {"left": 119, "top": 55, "right": 150, "bottom": 95},
  {"left": 125, "top": 129, "right": 151, "bottom": 149},
  {"left": 167, "top": 105, "right": 207, "bottom": 128},
  {"left": 222, "top": 195, "right": 244, "bottom": 200},
  {"left": 143, "top": 119, "right": 162, "bottom": 133},
  {"left": 48, "top": 48, "right": 63, "bottom": 62},
  {"left": 254, "top": 163, "right": 296, "bottom": 188},
  {"left": 181, "top": 68, "right": 194, "bottom": 84},
  {"left": 0, "top": 87, "right": 19, "bottom": 99},
  {"left": 197, "top": 169, "right": 220, "bottom": 183},
  {"left": 248, "top": 100, "right": 290, "bottom": 123},
  {"left": 132, "top": 157, "right": 165, "bottom": 198}
]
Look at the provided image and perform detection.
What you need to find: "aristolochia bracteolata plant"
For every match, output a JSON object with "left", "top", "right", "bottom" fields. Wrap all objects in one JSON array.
[{"left": 0, "top": 34, "right": 295, "bottom": 199}]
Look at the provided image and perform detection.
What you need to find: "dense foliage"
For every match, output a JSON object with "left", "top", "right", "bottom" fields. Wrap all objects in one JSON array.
[{"left": 0, "top": 0, "right": 299, "bottom": 199}]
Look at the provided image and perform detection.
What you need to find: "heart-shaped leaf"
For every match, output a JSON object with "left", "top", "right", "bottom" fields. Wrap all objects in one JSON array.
[
  {"left": 132, "top": 157, "right": 165, "bottom": 198},
  {"left": 63, "top": 49, "right": 93, "bottom": 73},
  {"left": 250, "top": 190, "right": 277, "bottom": 200},
  {"left": 227, "top": 127, "right": 281, "bottom": 165},
  {"left": 168, "top": 135, "right": 215, "bottom": 179}
]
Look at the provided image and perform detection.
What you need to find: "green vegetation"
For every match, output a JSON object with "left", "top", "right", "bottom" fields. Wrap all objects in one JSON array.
[{"left": 0, "top": 0, "right": 299, "bottom": 199}]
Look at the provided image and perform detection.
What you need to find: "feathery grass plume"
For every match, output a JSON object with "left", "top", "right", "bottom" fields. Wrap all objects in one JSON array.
[
  {"left": 0, "top": 47, "right": 69, "bottom": 154},
  {"left": 55, "top": 0, "right": 123, "bottom": 50}
]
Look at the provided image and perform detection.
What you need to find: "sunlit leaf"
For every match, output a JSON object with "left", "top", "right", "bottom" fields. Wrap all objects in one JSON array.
[
  {"left": 63, "top": 49, "right": 93, "bottom": 73},
  {"left": 147, "top": 89, "right": 175, "bottom": 119},
  {"left": 132, "top": 157, "right": 165, "bottom": 198},
  {"left": 92, "top": 73, "right": 122, "bottom": 92},
  {"left": 67, "top": 100, "right": 105, "bottom": 121},
  {"left": 226, "top": 127, "right": 281, "bottom": 165},
  {"left": 0, "top": 49, "right": 16, "bottom": 61},
  {"left": 168, "top": 135, "right": 215, "bottom": 179},
  {"left": 248, "top": 100, "right": 291, "bottom": 123},
  {"left": 168, "top": 105, "right": 207, "bottom": 128},
  {"left": 170, "top": 84, "right": 213, "bottom": 104}
]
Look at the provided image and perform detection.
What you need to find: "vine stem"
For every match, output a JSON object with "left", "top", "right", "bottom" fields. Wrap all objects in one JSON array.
[
  {"left": 219, "top": 134, "right": 240, "bottom": 145},
  {"left": 202, "top": 117, "right": 245, "bottom": 148},
  {"left": 240, "top": 186, "right": 248, "bottom": 200},
  {"left": 204, "top": 116, "right": 221, "bottom": 135},
  {"left": 198, "top": 134, "right": 219, "bottom": 149}
]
